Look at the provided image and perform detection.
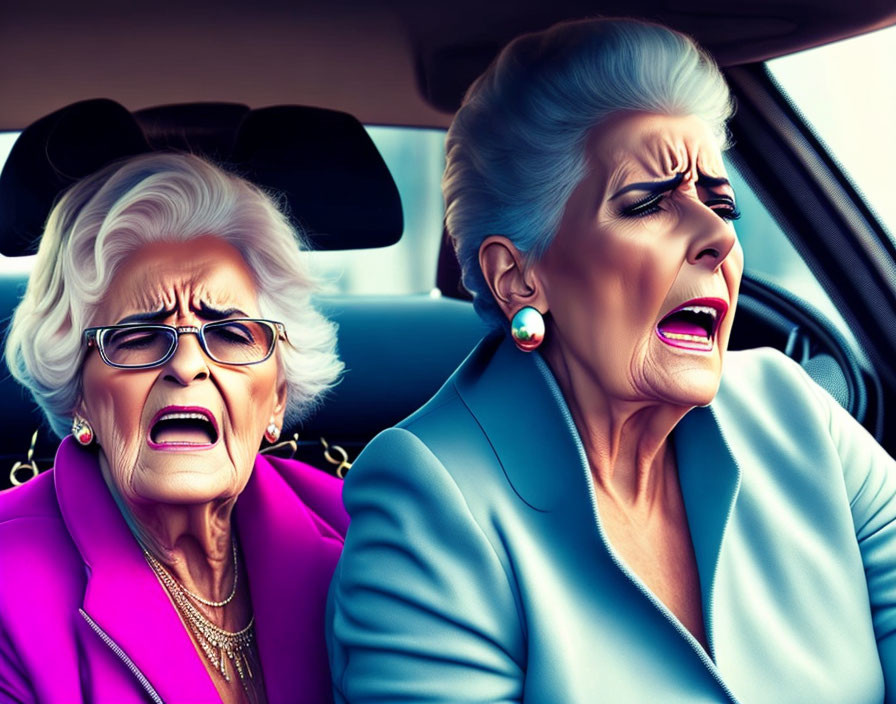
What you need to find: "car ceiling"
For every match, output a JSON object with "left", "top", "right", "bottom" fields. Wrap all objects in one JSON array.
[{"left": 2, "top": 0, "right": 895, "bottom": 130}]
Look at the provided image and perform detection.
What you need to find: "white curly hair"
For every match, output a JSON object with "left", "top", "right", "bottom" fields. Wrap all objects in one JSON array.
[{"left": 5, "top": 151, "right": 343, "bottom": 437}]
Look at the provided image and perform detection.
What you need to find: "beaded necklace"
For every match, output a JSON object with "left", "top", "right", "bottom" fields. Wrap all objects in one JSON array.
[
  {"left": 143, "top": 546, "right": 258, "bottom": 688},
  {"left": 178, "top": 539, "right": 239, "bottom": 607}
]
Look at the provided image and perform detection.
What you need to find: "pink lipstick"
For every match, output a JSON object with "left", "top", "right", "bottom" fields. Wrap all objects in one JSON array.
[
  {"left": 655, "top": 297, "right": 728, "bottom": 352},
  {"left": 147, "top": 405, "right": 219, "bottom": 450}
]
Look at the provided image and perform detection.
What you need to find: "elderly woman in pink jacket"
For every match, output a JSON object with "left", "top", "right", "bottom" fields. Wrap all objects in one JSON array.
[{"left": 0, "top": 151, "right": 347, "bottom": 704}]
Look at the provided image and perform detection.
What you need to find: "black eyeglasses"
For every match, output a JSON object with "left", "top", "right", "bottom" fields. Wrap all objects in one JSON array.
[{"left": 84, "top": 319, "right": 288, "bottom": 369}]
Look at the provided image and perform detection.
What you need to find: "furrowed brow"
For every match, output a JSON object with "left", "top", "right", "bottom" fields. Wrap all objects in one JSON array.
[
  {"left": 196, "top": 301, "right": 249, "bottom": 320},
  {"left": 609, "top": 173, "right": 685, "bottom": 201},
  {"left": 115, "top": 307, "right": 173, "bottom": 325}
]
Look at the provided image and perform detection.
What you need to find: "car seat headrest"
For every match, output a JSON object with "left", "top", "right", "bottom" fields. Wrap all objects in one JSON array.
[
  {"left": 0, "top": 99, "right": 150, "bottom": 257},
  {"left": 0, "top": 98, "right": 403, "bottom": 256},
  {"left": 231, "top": 105, "right": 403, "bottom": 252},
  {"left": 134, "top": 102, "right": 251, "bottom": 157}
]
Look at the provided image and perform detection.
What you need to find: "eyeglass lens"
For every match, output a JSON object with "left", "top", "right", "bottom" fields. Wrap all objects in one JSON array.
[{"left": 100, "top": 321, "right": 276, "bottom": 367}]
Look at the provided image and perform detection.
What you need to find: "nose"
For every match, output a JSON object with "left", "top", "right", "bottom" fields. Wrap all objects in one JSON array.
[
  {"left": 162, "top": 330, "right": 210, "bottom": 385},
  {"left": 685, "top": 203, "right": 738, "bottom": 271}
]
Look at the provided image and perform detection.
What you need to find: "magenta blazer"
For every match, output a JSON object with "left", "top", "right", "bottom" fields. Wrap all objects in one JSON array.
[{"left": 0, "top": 436, "right": 348, "bottom": 704}]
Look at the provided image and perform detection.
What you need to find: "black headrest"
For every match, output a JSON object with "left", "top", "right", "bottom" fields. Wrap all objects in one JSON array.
[{"left": 0, "top": 99, "right": 403, "bottom": 255}]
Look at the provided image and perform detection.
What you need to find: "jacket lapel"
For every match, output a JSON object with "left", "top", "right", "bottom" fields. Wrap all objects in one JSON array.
[
  {"left": 55, "top": 437, "right": 221, "bottom": 703},
  {"left": 236, "top": 454, "right": 344, "bottom": 704},
  {"left": 674, "top": 404, "right": 742, "bottom": 656},
  {"left": 453, "top": 333, "right": 742, "bottom": 658},
  {"left": 452, "top": 333, "right": 587, "bottom": 512}
]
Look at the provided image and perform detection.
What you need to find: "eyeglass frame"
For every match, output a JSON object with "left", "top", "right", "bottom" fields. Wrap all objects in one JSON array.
[{"left": 83, "top": 318, "right": 289, "bottom": 370}]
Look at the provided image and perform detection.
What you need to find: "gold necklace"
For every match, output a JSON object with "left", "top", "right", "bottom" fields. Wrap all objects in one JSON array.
[{"left": 143, "top": 547, "right": 257, "bottom": 686}]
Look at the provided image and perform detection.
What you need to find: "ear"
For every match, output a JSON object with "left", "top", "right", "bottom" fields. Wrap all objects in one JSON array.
[
  {"left": 271, "top": 376, "right": 288, "bottom": 428},
  {"left": 73, "top": 396, "right": 88, "bottom": 421},
  {"left": 478, "top": 236, "right": 549, "bottom": 322}
]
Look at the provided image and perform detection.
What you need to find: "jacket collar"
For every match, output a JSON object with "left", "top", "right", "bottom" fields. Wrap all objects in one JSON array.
[
  {"left": 55, "top": 437, "right": 220, "bottom": 703},
  {"left": 674, "top": 404, "right": 742, "bottom": 643},
  {"left": 452, "top": 333, "right": 740, "bottom": 508},
  {"left": 236, "top": 454, "right": 345, "bottom": 704},
  {"left": 451, "top": 333, "right": 584, "bottom": 512},
  {"left": 451, "top": 333, "right": 742, "bottom": 634},
  {"left": 55, "top": 437, "right": 341, "bottom": 704}
]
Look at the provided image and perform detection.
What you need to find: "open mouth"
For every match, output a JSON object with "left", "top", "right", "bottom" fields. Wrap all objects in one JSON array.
[
  {"left": 148, "top": 406, "right": 219, "bottom": 449},
  {"left": 655, "top": 297, "right": 728, "bottom": 352}
]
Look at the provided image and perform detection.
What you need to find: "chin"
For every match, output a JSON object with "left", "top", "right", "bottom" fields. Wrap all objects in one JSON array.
[
  {"left": 130, "top": 456, "right": 242, "bottom": 505},
  {"left": 641, "top": 363, "right": 722, "bottom": 408},
  {"left": 666, "top": 370, "right": 722, "bottom": 407},
  {"left": 135, "top": 479, "right": 239, "bottom": 506}
]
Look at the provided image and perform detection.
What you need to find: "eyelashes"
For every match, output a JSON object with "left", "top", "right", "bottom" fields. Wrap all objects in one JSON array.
[
  {"left": 622, "top": 192, "right": 666, "bottom": 218},
  {"left": 703, "top": 198, "right": 742, "bottom": 221},
  {"left": 621, "top": 194, "right": 742, "bottom": 221}
]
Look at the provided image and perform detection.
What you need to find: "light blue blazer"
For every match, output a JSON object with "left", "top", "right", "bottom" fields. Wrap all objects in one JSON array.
[{"left": 327, "top": 333, "right": 896, "bottom": 703}]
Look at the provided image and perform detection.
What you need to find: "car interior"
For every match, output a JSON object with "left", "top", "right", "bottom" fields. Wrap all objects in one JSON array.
[{"left": 1, "top": 0, "right": 894, "bottom": 491}]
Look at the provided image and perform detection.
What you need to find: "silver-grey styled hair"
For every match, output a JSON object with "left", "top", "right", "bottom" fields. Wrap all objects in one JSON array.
[
  {"left": 443, "top": 17, "right": 735, "bottom": 326},
  {"left": 5, "top": 152, "right": 343, "bottom": 437}
]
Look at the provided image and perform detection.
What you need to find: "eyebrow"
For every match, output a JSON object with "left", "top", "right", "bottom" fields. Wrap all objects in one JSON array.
[
  {"left": 609, "top": 172, "right": 734, "bottom": 201},
  {"left": 609, "top": 174, "right": 684, "bottom": 201},
  {"left": 115, "top": 303, "right": 249, "bottom": 325},
  {"left": 116, "top": 307, "right": 172, "bottom": 325},
  {"left": 696, "top": 174, "right": 733, "bottom": 191},
  {"left": 197, "top": 302, "right": 249, "bottom": 320}
]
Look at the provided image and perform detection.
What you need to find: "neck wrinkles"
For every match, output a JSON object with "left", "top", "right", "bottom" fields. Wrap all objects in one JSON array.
[
  {"left": 542, "top": 338, "right": 690, "bottom": 509},
  {"left": 98, "top": 452, "right": 237, "bottom": 603}
]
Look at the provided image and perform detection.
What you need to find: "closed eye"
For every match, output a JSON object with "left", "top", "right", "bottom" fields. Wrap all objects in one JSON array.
[
  {"left": 704, "top": 197, "right": 742, "bottom": 221},
  {"left": 622, "top": 192, "right": 666, "bottom": 218},
  {"left": 208, "top": 323, "right": 256, "bottom": 345},
  {"left": 105, "top": 329, "right": 163, "bottom": 350}
]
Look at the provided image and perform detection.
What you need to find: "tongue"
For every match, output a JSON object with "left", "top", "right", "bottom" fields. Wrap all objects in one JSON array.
[
  {"left": 658, "top": 319, "right": 707, "bottom": 338},
  {"left": 154, "top": 425, "right": 212, "bottom": 445}
]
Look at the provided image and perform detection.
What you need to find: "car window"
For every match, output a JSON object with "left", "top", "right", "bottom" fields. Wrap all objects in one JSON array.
[
  {"left": 725, "top": 157, "right": 859, "bottom": 349},
  {"left": 0, "top": 133, "right": 15, "bottom": 159},
  {"left": 766, "top": 25, "right": 896, "bottom": 242}
]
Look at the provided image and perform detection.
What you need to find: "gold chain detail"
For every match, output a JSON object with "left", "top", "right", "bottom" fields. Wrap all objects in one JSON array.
[
  {"left": 320, "top": 437, "right": 352, "bottom": 478},
  {"left": 9, "top": 430, "right": 40, "bottom": 487},
  {"left": 143, "top": 548, "right": 256, "bottom": 686},
  {"left": 258, "top": 432, "right": 300, "bottom": 457}
]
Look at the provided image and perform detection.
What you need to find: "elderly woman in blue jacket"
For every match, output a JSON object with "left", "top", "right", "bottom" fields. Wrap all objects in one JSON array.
[{"left": 327, "top": 17, "right": 896, "bottom": 703}]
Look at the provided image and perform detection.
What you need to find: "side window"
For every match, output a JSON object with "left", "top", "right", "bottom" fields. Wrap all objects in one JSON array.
[
  {"left": 728, "top": 26, "right": 896, "bottom": 355},
  {"left": 724, "top": 156, "right": 859, "bottom": 349},
  {"left": 0, "top": 133, "right": 16, "bottom": 160},
  {"left": 766, "top": 26, "right": 896, "bottom": 244}
]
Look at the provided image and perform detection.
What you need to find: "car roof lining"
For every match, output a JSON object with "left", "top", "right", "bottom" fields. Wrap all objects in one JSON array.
[{"left": 2, "top": 0, "right": 894, "bottom": 129}]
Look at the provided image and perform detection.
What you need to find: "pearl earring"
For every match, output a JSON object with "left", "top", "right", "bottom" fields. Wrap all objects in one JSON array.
[{"left": 510, "top": 306, "right": 545, "bottom": 352}]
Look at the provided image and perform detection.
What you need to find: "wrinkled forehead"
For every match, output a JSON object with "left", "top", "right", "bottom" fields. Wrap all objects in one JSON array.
[
  {"left": 99, "top": 238, "right": 261, "bottom": 322},
  {"left": 587, "top": 112, "right": 728, "bottom": 193}
]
